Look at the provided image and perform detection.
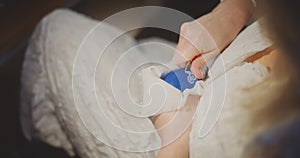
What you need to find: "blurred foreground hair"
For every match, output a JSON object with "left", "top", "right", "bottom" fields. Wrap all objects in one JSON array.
[{"left": 244, "top": 0, "right": 300, "bottom": 157}]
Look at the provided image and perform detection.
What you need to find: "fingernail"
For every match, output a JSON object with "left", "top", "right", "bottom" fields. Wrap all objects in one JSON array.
[{"left": 190, "top": 65, "right": 203, "bottom": 79}]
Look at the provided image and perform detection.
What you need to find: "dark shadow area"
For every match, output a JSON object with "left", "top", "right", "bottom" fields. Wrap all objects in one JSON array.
[{"left": 136, "top": 0, "right": 219, "bottom": 42}]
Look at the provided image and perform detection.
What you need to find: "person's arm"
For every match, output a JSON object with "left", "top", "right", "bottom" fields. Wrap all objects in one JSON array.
[
  {"left": 173, "top": 0, "right": 255, "bottom": 78},
  {"left": 206, "top": 0, "right": 255, "bottom": 50},
  {"left": 155, "top": 1, "right": 256, "bottom": 157},
  {"left": 154, "top": 95, "right": 199, "bottom": 158}
]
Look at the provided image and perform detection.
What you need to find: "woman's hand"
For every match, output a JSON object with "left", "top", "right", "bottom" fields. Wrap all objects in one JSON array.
[{"left": 173, "top": 0, "right": 255, "bottom": 78}]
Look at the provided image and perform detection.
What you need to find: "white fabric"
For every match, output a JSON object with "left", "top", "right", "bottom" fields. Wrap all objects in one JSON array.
[
  {"left": 21, "top": 9, "right": 272, "bottom": 158},
  {"left": 139, "top": 18, "right": 272, "bottom": 158},
  {"left": 190, "top": 62, "right": 269, "bottom": 158},
  {"left": 21, "top": 9, "right": 157, "bottom": 158},
  {"left": 141, "top": 66, "right": 183, "bottom": 113},
  {"left": 140, "top": 20, "right": 272, "bottom": 115}
]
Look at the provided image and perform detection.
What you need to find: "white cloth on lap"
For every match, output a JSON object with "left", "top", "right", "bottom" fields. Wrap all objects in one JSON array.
[{"left": 21, "top": 9, "right": 272, "bottom": 158}]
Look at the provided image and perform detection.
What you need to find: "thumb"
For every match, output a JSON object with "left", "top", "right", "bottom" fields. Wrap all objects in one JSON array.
[{"left": 190, "top": 50, "right": 219, "bottom": 79}]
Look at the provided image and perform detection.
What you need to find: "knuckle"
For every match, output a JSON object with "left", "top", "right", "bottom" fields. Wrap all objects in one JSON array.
[{"left": 180, "top": 22, "right": 192, "bottom": 34}]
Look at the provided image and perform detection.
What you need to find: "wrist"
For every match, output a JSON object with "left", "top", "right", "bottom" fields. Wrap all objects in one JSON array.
[
  {"left": 216, "top": 3, "right": 252, "bottom": 28},
  {"left": 198, "top": 0, "right": 254, "bottom": 51},
  {"left": 215, "top": 0, "right": 254, "bottom": 27},
  {"left": 196, "top": 12, "right": 237, "bottom": 51}
]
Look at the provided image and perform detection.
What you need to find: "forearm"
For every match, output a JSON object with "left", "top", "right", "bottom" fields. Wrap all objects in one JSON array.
[
  {"left": 154, "top": 95, "right": 199, "bottom": 158},
  {"left": 155, "top": 112, "right": 192, "bottom": 158},
  {"left": 215, "top": 0, "right": 255, "bottom": 30},
  {"left": 197, "top": 0, "right": 255, "bottom": 51}
]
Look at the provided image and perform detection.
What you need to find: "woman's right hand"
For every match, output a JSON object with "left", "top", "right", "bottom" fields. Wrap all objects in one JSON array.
[
  {"left": 172, "top": 15, "right": 221, "bottom": 78},
  {"left": 173, "top": 0, "right": 255, "bottom": 78}
]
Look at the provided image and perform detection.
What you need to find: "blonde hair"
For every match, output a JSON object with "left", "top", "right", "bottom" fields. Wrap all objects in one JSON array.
[{"left": 243, "top": 0, "right": 300, "bottom": 157}]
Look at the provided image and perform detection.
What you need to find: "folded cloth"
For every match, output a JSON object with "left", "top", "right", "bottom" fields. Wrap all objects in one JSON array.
[{"left": 21, "top": 8, "right": 272, "bottom": 158}]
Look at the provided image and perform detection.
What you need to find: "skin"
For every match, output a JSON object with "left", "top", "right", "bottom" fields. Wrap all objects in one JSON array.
[
  {"left": 173, "top": 0, "right": 255, "bottom": 78},
  {"left": 155, "top": 1, "right": 257, "bottom": 157},
  {"left": 153, "top": 95, "right": 199, "bottom": 158},
  {"left": 154, "top": 48, "right": 278, "bottom": 158}
]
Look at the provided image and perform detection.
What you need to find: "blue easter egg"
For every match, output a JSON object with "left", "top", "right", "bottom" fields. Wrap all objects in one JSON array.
[{"left": 161, "top": 68, "right": 198, "bottom": 92}]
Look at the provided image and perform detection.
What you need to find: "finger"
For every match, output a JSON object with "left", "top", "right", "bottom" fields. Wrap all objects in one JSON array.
[
  {"left": 190, "top": 51, "right": 219, "bottom": 79},
  {"left": 172, "top": 37, "right": 200, "bottom": 67},
  {"left": 190, "top": 56, "right": 206, "bottom": 79}
]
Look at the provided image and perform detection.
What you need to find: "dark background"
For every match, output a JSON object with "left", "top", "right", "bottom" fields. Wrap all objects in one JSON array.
[{"left": 0, "top": 0, "right": 218, "bottom": 157}]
